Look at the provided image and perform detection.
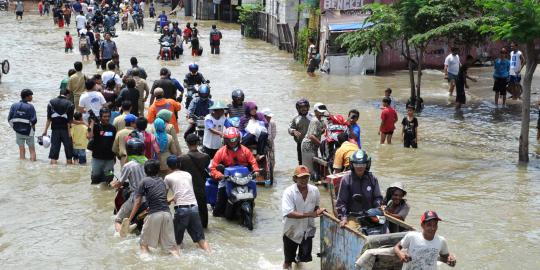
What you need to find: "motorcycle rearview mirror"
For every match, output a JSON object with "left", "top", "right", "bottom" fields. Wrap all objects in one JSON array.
[
  {"left": 205, "top": 80, "right": 210, "bottom": 84},
  {"left": 216, "top": 164, "right": 225, "bottom": 173},
  {"left": 352, "top": 194, "right": 363, "bottom": 202}
]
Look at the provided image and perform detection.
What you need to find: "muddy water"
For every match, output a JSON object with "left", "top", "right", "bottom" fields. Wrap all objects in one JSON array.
[{"left": 0, "top": 11, "right": 540, "bottom": 270}]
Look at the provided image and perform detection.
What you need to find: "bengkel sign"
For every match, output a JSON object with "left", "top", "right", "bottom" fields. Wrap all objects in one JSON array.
[{"left": 320, "top": 0, "right": 363, "bottom": 11}]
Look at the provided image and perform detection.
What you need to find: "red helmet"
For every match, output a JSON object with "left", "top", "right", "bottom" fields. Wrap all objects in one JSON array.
[
  {"left": 329, "top": 114, "right": 348, "bottom": 126},
  {"left": 223, "top": 127, "right": 240, "bottom": 140}
]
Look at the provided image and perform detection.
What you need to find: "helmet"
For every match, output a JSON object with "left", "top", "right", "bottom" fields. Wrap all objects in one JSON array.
[
  {"left": 349, "top": 150, "right": 371, "bottom": 172},
  {"left": 199, "top": 85, "right": 210, "bottom": 99},
  {"left": 38, "top": 135, "right": 51, "bottom": 148},
  {"left": 126, "top": 138, "right": 145, "bottom": 156},
  {"left": 223, "top": 127, "right": 241, "bottom": 150},
  {"left": 295, "top": 98, "right": 310, "bottom": 109},
  {"left": 231, "top": 89, "right": 245, "bottom": 101},
  {"left": 188, "top": 63, "right": 199, "bottom": 72},
  {"left": 329, "top": 114, "right": 347, "bottom": 126}
]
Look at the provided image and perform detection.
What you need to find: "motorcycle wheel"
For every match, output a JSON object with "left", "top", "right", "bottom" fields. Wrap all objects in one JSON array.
[{"left": 241, "top": 201, "right": 253, "bottom": 230}]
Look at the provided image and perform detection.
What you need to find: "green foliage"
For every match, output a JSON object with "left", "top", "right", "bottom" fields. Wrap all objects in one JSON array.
[
  {"left": 478, "top": 0, "right": 540, "bottom": 43},
  {"left": 237, "top": 2, "right": 264, "bottom": 38},
  {"left": 297, "top": 27, "right": 317, "bottom": 64}
]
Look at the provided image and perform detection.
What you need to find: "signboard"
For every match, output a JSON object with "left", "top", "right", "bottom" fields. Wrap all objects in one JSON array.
[{"left": 321, "top": 0, "right": 363, "bottom": 11}]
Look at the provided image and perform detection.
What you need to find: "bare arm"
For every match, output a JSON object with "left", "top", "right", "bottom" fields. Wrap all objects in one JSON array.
[
  {"left": 286, "top": 207, "right": 324, "bottom": 219},
  {"left": 394, "top": 243, "right": 411, "bottom": 263},
  {"left": 42, "top": 119, "right": 51, "bottom": 136},
  {"left": 128, "top": 195, "right": 142, "bottom": 222}
]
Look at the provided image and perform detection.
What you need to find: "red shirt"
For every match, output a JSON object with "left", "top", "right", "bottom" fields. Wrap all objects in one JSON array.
[
  {"left": 64, "top": 35, "right": 73, "bottom": 47},
  {"left": 380, "top": 107, "right": 398, "bottom": 133},
  {"left": 210, "top": 145, "right": 260, "bottom": 180}
]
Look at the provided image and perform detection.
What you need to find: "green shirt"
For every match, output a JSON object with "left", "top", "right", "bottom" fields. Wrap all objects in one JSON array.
[{"left": 60, "top": 77, "right": 69, "bottom": 91}]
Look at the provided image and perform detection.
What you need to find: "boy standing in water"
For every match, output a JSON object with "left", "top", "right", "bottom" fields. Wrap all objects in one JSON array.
[
  {"left": 401, "top": 105, "right": 419, "bottom": 148},
  {"left": 394, "top": 211, "right": 457, "bottom": 269},
  {"left": 71, "top": 112, "right": 88, "bottom": 164},
  {"left": 384, "top": 88, "right": 396, "bottom": 109},
  {"left": 64, "top": 31, "right": 73, "bottom": 53},
  {"left": 379, "top": 97, "right": 398, "bottom": 144},
  {"left": 455, "top": 55, "right": 477, "bottom": 109}
]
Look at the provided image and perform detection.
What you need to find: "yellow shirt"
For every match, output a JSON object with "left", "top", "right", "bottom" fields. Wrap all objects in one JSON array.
[
  {"left": 70, "top": 124, "right": 89, "bottom": 149},
  {"left": 333, "top": 141, "right": 359, "bottom": 170}
]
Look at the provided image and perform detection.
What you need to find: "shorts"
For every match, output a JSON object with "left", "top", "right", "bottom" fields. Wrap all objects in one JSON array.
[
  {"left": 307, "top": 59, "right": 317, "bottom": 73},
  {"left": 16, "top": 11, "right": 23, "bottom": 17},
  {"left": 115, "top": 195, "right": 135, "bottom": 223},
  {"left": 173, "top": 205, "right": 205, "bottom": 244},
  {"left": 380, "top": 130, "right": 394, "bottom": 135},
  {"left": 91, "top": 158, "right": 114, "bottom": 184},
  {"left": 493, "top": 77, "right": 508, "bottom": 95},
  {"left": 404, "top": 134, "right": 417, "bottom": 148},
  {"left": 16, "top": 132, "right": 35, "bottom": 147},
  {"left": 140, "top": 211, "right": 177, "bottom": 250},
  {"left": 447, "top": 73, "right": 458, "bottom": 83},
  {"left": 73, "top": 148, "right": 87, "bottom": 164},
  {"left": 283, "top": 235, "right": 313, "bottom": 264},
  {"left": 509, "top": 75, "right": 521, "bottom": 84}
]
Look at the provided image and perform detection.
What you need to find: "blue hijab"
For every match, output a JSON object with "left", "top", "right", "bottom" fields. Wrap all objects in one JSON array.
[{"left": 153, "top": 118, "right": 168, "bottom": 152}]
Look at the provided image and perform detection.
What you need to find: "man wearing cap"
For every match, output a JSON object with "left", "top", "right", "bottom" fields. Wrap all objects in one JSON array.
[
  {"left": 394, "top": 210, "right": 457, "bottom": 269},
  {"left": 113, "top": 114, "right": 138, "bottom": 166},
  {"left": 165, "top": 155, "right": 211, "bottom": 252},
  {"left": 42, "top": 88, "right": 75, "bottom": 165},
  {"left": 179, "top": 134, "right": 211, "bottom": 228},
  {"left": 281, "top": 165, "right": 325, "bottom": 269},
  {"left": 300, "top": 102, "right": 328, "bottom": 179},
  {"left": 147, "top": 88, "right": 182, "bottom": 133},
  {"left": 203, "top": 101, "right": 232, "bottom": 159}
]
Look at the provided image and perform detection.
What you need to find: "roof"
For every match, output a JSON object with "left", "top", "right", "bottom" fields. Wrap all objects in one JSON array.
[{"left": 328, "top": 22, "right": 374, "bottom": 32}]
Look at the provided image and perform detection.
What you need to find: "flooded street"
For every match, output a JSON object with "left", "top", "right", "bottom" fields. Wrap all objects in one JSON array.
[{"left": 1, "top": 11, "right": 540, "bottom": 270}]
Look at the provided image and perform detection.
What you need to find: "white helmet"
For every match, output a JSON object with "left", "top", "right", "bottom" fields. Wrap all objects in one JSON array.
[{"left": 38, "top": 135, "right": 51, "bottom": 148}]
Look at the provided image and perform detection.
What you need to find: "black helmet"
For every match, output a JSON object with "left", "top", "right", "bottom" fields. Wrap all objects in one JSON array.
[
  {"left": 231, "top": 89, "right": 244, "bottom": 100},
  {"left": 349, "top": 149, "right": 371, "bottom": 172},
  {"left": 295, "top": 98, "right": 310, "bottom": 109},
  {"left": 126, "top": 138, "right": 145, "bottom": 156}
]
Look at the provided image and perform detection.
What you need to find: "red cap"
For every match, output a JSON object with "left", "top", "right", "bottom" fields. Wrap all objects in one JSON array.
[{"left": 421, "top": 210, "right": 442, "bottom": 223}]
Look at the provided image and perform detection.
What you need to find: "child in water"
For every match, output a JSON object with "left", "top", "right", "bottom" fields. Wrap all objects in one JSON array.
[
  {"left": 70, "top": 112, "right": 88, "bottom": 164},
  {"left": 64, "top": 31, "right": 73, "bottom": 53}
]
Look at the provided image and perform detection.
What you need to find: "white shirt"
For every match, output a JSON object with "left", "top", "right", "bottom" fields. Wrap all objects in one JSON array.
[
  {"left": 203, "top": 114, "right": 226, "bottom": 149},
  {"left": 444, "top": 54, "right": 460, "bottom": 75},
  {"left": 78, "top": 91, "right": 106, "bottom": 120},
  {"left": 101, "top": 70, "right": 121, "bottom": 86},
  {"left": 164, "top": 170, "right": 198, "bottom": 206},
  {"left": 81, "top": 2, "right": 88, "bottom": 14},
  {"left": 400, "top": 231, "right": 449, "bottom": 270},
  {"left": 282, "top": 183, "right": 320, "bottom": 244},
  {"left": 510, "top": 50, "right": 523, "bottom": 76},
  {"left": 76, "top": 15, "right": 87, "bottom": 29}
]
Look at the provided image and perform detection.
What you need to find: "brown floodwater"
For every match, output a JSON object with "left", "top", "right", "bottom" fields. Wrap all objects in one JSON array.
[{"left": 0, "top": 10, "right": 540, "bottom": 270}]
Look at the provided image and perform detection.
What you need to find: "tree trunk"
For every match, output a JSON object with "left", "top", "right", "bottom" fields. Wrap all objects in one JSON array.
[
  {"left": 519, "top": 42, "right": 537, "bottom": 163},
  {"left": 415, "top": 48, "right": 424, "bottom": 110},
  {"left": 405, "top": 40, "right": 416, "bottom": 100}
]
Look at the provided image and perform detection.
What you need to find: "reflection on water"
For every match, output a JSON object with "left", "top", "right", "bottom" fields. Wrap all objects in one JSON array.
[{"left": 0, "top": 12, "right": 540, "bottom": 270}]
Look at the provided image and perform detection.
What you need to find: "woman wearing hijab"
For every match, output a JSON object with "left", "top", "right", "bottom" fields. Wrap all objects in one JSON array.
[
  {"left": 382, "top": 182, "right": 410, "bottom": 232},
  {"left": 153, "top": 118, "right": 178, "bottom": 172},
  {"left": 147, "top": 110, "right": 181, "bottom": 155},
  {"left": 239, "top": 101, "right": 268, "bottom": 160}
]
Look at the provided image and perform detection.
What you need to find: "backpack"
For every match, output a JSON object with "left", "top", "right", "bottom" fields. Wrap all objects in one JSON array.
[
  {"left": 79, "top": 37, "right": 88, "bottom": 50},
  {"left": 211, "top": 31, "right": 220, "bottom": 41}
]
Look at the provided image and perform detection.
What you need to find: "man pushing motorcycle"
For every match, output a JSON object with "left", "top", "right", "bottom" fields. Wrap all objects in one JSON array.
[{"left": 210, "top": 127, "right": 259, "bottom": 217}]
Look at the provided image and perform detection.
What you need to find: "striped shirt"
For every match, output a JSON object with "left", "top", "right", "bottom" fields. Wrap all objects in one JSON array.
[
  {"left": 227, "top": 103, "right": 245, "bottom": 119},
  {"left": 120, "top": 160, "right": 146, "bottom": 193}
]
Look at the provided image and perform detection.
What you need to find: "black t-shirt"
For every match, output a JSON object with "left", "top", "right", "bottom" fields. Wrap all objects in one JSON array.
[
  {"left": 47, "top": 96, "right": 74, "bottom": 130},
  {"left": 136, "top": 176, "right": 170, "bottom": 214},
  {"left": 151, "top": 78, "right": 178, "bottom": 100},
  {"left": 184, "top": 72, "right": 205, "bottom": 86},
  {"left": 401, "top": 116, "right": 418, "bottom": 138},
  {"left": 116, "top": 87, "right": 140, "bottom": 116},
  {"left": 178, "top": 150, "right": 211, "bottom": 197},
  {"left": 92, "top": 123, "right": 116, "bottom": 160}
]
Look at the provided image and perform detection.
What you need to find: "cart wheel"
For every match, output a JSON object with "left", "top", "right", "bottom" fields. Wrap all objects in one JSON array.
[{"left": 2, "top": 60, "right": 9, "bottom": 75}]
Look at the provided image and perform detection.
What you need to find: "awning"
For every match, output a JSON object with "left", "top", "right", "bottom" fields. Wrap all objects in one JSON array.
[{"left": 328, "top": 22, "right": 374, "bottom": 32}]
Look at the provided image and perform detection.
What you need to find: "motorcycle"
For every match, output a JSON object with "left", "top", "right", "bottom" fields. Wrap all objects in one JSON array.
[
  {"left": 348, "top": 194, "right": 388, "bottom": 236},
  {"left": 0, "top": 59, "right": 9, "bottom": 83},
  {"left": 206, "top": 166, "right": 258, "bottom": 230},
  {"left": 0, "top": 0, "right": 8, "bottom": 11},
  {"left": 195, "top": 116, "right": 205, "bottom": 148},
  {"left": 159, "top": 41, "right": 173, "bottom": 60}
]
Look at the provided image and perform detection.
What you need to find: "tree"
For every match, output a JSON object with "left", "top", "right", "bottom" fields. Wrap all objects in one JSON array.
[
  {"left": 478, "top": 0, "right": 540, "bottom": 162},
  {"left": 339, "top": 0, "right": 484, "bottom": 110}
]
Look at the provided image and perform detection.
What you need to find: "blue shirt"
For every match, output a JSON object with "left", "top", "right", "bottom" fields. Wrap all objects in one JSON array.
[
  {"left": 493, "top": 58, "right": 510, "bottom": 79},
  {"left": 72, "top": 2, "right": 82, "bottom": 12},
  {"left": 188, "top": 98, "right": 214, "bottom": 118},
  {"left": 350, "top": 123, "right": 362, "bottom": 148},
  {"left": 158, "top": 14, "right": 168, "bottom": 27},
  {"left": 8, "top": 101, "right": 37, "bottom": 136}
]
